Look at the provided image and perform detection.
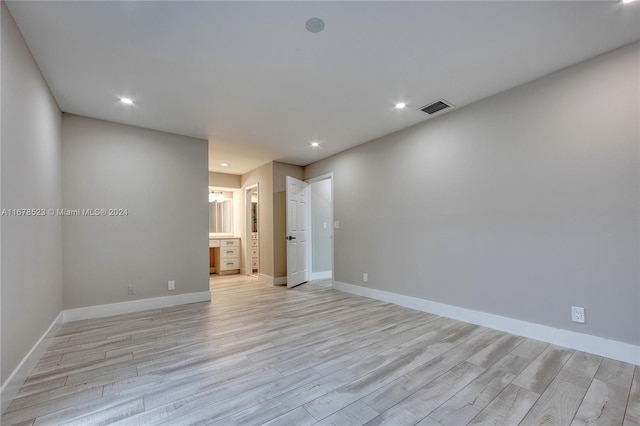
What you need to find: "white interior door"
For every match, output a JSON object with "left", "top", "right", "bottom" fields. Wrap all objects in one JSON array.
[{"left": 286, "top": 176, "right": 309, "bottom": 288}]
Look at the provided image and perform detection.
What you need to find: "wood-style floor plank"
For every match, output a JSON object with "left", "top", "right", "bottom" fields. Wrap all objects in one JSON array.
[
  {"left": 626, "top": 367, "right": 640, "bottom": 426},
  {"left": 364, "top": 361, "right": 486, "bottom": 425},
  {"left": 468, "top": 383, "right": 540, "bottom": 425},
  {"left": 571, "top": 379, "right": 629, "bottom": 425},
  {"left": 315, "top": 401, "right": 378, "bottom": 426},
  {"left": 2, "top": 275, "right": 637, "bottom": 426},
  {"left": 511, "top": 345, "right": 573, "bottom": 394},
  {"left": 519, "top": 379, "right": 586, "bottom": 425}
]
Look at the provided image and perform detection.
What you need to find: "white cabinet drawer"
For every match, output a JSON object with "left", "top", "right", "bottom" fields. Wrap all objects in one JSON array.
[
  {"left": 221, "top": 239, "right": 239, "bottom": 247},
  {"left": 251, "top": 248, "right": 258, "bottom": 258},
  {"left": 251, "top": 239, "right": 258, "bottom": 248},
  {"left": 211, "top": 238, "right": 241, "bottom": 274},
  {"left": 220, "top": 247, "right": 239, "bottom": 259},
  {"left": 209, "top": 239, "right": 221, "bottom": 248},
  {"left": 252, "top": 260, "right": 258, "bottom": 269},
  {"left": 220, "top": 259, "right": 240, "bottom": 271}
]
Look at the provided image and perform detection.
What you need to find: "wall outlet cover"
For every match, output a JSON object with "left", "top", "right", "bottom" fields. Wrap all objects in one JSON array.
[
  {"left": 128, "top": 285, "right": 135, "bottom": 295},
  {"left": 168, "top": 280, "right": 176, "bottom": 291},
  {"left": 571, "top": 306, "right": 585, "bottom": 323}
]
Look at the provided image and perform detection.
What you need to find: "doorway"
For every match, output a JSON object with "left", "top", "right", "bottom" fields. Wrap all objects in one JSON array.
[
  {"left": 284, "top": 174, "right": 334, "bottom": 287},
  {"left": 308, "top": 175, "right": 333, "bottom": 282},
  {"left": 245, "top": 185, "right": 259, "bottom": 277}
]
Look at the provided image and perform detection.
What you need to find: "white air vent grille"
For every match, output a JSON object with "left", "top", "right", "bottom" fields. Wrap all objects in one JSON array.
[{"left": 419, "top": 99, "right": 454, "bottom": 115}]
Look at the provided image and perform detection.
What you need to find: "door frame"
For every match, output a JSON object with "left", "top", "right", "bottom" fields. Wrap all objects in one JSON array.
[
  {"left": 245, "top": 183, "right": 259, "bottom": 276},
  {"left": 306, "top": 173, "right": 334, "bottom": 285}
]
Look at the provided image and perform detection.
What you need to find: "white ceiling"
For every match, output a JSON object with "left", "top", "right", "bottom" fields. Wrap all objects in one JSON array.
[{"left": 7, "top": 1, "right": 639, "bottom": 175}]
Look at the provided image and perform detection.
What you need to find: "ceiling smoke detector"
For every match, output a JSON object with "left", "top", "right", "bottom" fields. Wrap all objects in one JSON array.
[
  {"left": 306, "top": 17, "right": 325, "bottom": 33},
  {"left": 419, "top": 99, "right": 454, "bottom": 115}
]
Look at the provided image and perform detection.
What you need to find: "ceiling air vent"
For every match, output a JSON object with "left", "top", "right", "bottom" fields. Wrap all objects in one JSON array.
[{"left": 419, "top": 99, "right": 454, "bottom": 115}]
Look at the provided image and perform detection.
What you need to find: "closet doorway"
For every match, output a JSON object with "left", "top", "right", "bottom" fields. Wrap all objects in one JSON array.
[{"left": 245, "top": 185, "right": 259, "bottom": 277}]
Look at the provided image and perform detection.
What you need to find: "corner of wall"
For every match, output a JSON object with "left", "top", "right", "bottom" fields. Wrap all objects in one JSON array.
[{"left": 0, "top": 311, "right": 64, "bottom": 415}]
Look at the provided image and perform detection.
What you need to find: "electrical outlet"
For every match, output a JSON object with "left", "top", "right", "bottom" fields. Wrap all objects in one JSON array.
[
  {"left": 334, "top": 221, "right": 340, "bottom": 229},
  {"left": 363, "top": 273, "right": 368, "bottom": 283},
  {"left": 128, "top": 285, "right": 135, "bottom": 295},
  {"left": 571, "top": 306, "right": 585, "bottom": 323},
  {"left": 168, "top": 280, "right": 175, "bottom": 291}
]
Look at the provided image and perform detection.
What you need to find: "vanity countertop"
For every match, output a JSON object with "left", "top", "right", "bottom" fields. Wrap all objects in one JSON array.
[{"left": 209, "top": 236, "right": 240, "bottom": 248}]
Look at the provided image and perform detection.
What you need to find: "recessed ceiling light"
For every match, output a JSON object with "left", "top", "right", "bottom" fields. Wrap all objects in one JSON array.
[
  {"left": 395, "top": 102, "right": 407, "bottom": 109},
  {"left": 621, "top": 0, "right": 636, "bottom": 3},
  {"left": 119, "top": 97, "right": 134, "bottom": 105},
  {"left": 306, "top": 17, "right": 325, "bottom": 33},
  {"left": 310, "top": 142, "right": 320, "bottom": 147},
  {"left": 220, "top": 163, "right": 228, "bottom": 167}
]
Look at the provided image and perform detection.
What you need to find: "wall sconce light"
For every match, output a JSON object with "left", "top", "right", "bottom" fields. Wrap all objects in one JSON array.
[{"left": 209, "top": 192, "right": 225, "bottom": 203}]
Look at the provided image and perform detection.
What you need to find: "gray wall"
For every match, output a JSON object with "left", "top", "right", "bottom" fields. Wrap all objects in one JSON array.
[
  {"left": 305, "top": 42, "right": 640, "bottom": 345},
  {"left": 62, "top": 114, "right": 209, "bottom": 309},
  {"left": 1, "top": 2, "right": 63, "bottom": 384},
  {"left": 310, "top": 179, "right": 332, "bottom": 273}
]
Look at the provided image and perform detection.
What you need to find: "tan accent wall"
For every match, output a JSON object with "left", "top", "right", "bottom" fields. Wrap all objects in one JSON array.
[
  {"left": 209, "top": 171, "right": 241, "bottom": 188},
  {"left": 272, "top": 162, "right": 304, "bottom": 278},
  {"left": 241, "top": 162, "right": 274, "bottom": 277}
]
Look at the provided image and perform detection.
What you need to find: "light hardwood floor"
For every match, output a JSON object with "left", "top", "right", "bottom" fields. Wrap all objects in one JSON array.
[{"left": 3, "top": 275, "right": 638, "bottom": 425}]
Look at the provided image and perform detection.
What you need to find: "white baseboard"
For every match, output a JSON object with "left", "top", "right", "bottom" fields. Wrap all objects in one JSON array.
[
  {"left": 333, "top": 281, "right": 640, "bottom": 366},
  {"left": 63, "top": 291, "right": 211, "bottom": 322},
  {"left": 259, "top": 274, "right": 287, "bottom": 286},
  {"left": 1, "top": 311, "right": 64, "bottom": 415},
  {"left": 311, "top": 271, "right": 332, "bottom": 281}
]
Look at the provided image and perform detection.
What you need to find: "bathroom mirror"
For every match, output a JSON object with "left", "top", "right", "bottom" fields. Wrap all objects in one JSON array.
[{"left": 209, "top": 189, "right": 233, "bottom": 235}]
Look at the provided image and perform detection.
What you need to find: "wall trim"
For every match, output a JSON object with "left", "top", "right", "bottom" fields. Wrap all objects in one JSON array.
[
  {"left": 1, "top": 311, "right": 64, "bottom": 415},
  {"left": 333, "top": 281, "right": 640, "bottom": 366},
  {"left": 63, "top": 291, "right": 211, "bottom": 322},
  {"left": 311, "top": 271, "right": 332, "bottom": 281}
]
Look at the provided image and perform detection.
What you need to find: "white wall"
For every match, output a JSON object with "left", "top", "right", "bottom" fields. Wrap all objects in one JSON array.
[
  {"left": 310, "top": 179, "right": 332, "bottom": 274},
  {"left": 305, "top": 42, "right": 640, "bottom": 346},
  {"left": 62, "top": 114, "right": 209, "bottom": 309},
  {"left": 1, "top": 2, "right": 63, "bottom": 385}
]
